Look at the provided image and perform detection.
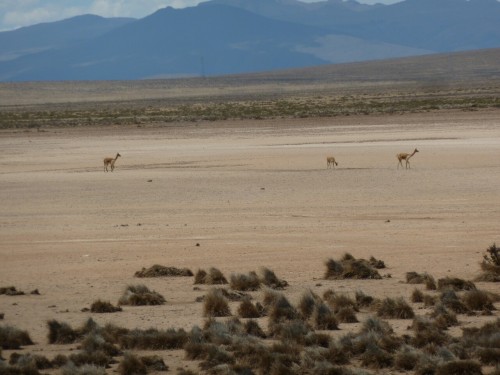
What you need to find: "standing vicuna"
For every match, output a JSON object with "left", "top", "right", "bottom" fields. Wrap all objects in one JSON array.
[
  {"left": 327, "top": 156, "right": 338, "bottom": 169},
  {"left": 397, "top": 148, "right": 418, "bottom": 169},
  {"left": 103, "top": 153, "right": 121, "bottom": 172}
]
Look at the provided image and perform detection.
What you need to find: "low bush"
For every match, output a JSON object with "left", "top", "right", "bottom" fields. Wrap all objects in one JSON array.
[
  {"left": 203, "top": 288, "right": 231, "bottom": 317},
  {"left": 411, "top": 288, "right": 424, "bottom": 303},
  {"left": 325, "top": 254, "right": 382, "bottom": 280},
  {"left": 118, "top": 353, "right": 146, "bottom": 375},
  {"left": 376, "top": 297, "right": 415, "bottom": 319},
  {"left": 0, "top": 325, "right": 34, "bottom": 349},
  {"left": 476, "top": 243, "right": 500, "bottom": 281},
  {"left": 355, "top": 290, "right": 375, "bottom": 307},
  {"left": 440, "top": 289, "right": 470, "bottom": 314},
  {"left": 194, "top": 267, "right": 228, "bottom": 285},
  {"left": 237, "top": 297, "right": 261, "bottom": 318},
  {"left": 435, "top": 359, "right": 482, "bottom": 375},
  {"left": 461, "top": 289, "right": 495, "bottom": 311},
  {"left": 437, "top": 277, "right": 476, "bottom": 291},
  {"left": 230, "top": 272, "right": 260, "bottom": 291},
  {"left": 118, "top": 284, "right": 165, "bottom": 306},
  {"left": 134, "top": 264, "right": 193, "bottom": 277},
  {"left": 90, "top": 300, "right": 122, "bottom": 313},
  {"left": 259, "top": 267, "right": 288, "bottom": 289},
  {"left": 0, "top": 286, "right": 24, "bottom": 296},
  {"left": 119, "top": 327, "right": 188, "bottom": 350}
]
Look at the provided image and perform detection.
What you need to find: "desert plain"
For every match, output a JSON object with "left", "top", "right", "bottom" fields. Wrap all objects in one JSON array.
[{"left": 1, "top": 55, "right": 500, "bottom": 374}]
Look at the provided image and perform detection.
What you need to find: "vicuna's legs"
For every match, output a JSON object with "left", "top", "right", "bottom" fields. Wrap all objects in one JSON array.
[
  {"left": 327, "top": 156, "right": 338, "bottom": 169},
  {"left": 103, "top": 153, "right": 121, "bottom": 172},
  {"left": 397, "top": 148, "right": 418, "bottom": 169}
]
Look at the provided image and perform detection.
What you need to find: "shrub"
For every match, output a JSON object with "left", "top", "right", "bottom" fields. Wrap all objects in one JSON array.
[
  {"left": 0, "top": 325, "right": 34, "bottom": 349},
  {"left": 411, "top": 288, "right": 424, "bottom": 303},
  {"left": 325, "top": 292, "right": 358, "bottom": 313},
  {"left": 359, "top": 343, "right": 393, "bottom": 369},
  {"left": 68, "top": 350, "right": 112, "bottom": 368},
  {"left": 194, "top": 269, "right": 207, "bottom": 284},
  {"left": 298, "top": 290, "right": 321, "bottom": 319},
  {"left": 80, "top": 331, "right": 120, "bottom": 357},
  {"left": 462, "top": 289, "right": 495, "bottom": 311},
  {"left": 476, "top": 347, "right": 500, "bottom": 365},
  {"left": 118, "top": 284, "right": 165, "bottom": 306},
  {"left": 325, "top": 255, "right": 382, "bottom": 280},
  {"left": 238, "top": 297, "right": 261, "bottom": 318},
  {"left": 118, "top": 353, "right": 146, "bottom": 375},
  {"left": 90, "top": 300, "right": 122, "bottom": 313},
  {"left": 430, "top": 304, "right": 458, "bottom": 329},
  {"left": 244, "top": 320, "right": 266, "bottom": 338},
  {"left": 355, "top": 290, "right": 375, "bottom": 307},
  {"left": 410, "top": 317, "right": 451, "bottom": 348},
  {"left": 310, "top": 301, "right": 339, "bottom": 330},
  {"left": 267, "top": 293, "right": 299, "bottom": 324},
  {"left": 437, "top": 277, "right": 476, "bottom": 291},
  {"left": 230, "top": 272, "right": 260, "bottom": 291},
  {"left": 259, "top": 267, "right": 288, "bottom": 289},
  {"left": 406, "top": 272, "right": 436, "bottom": 290},
  {"left": 394, "top": 345, "right": 420, "bottom": 371},
  {"left": 205, "top": 268, "right": 228, "bottom": 284},
  {"left": 9, "top": 353, "right": 52, "bottom": 370},
  {"left": 335, "top": 307, "right": 358, "bottom": 323},
  {"left": 376, "top": 297, "right": 415, "bottom": 319},
  {"left": 435, "top": 359, "right": 482, "bottom": 375},
  {"left": 119, "top": 327, "right": 188, "bottom": 350},
  {"left": 203, "top": 288, "right": 231, "bottom": 317},
  {"left": 0, "top": 286, "right": 24, "bottom": 296},
  {"left": 139, "top": 355, "right": 168, "bottom": 372},
  {"left": 61, "top": 363, "right": 106, "bottom": 375},
  {"left": 440, "top": 289, "right": 470, "bottom": 313},
  {"left": 134, "top": 264, "right": 193, "bottom": 277},
  {"left": 369, "top": 256, "right": 386, "bottom": 269},
  {"left": 477, "top": 243, "right": 500, "bottom": 281}
]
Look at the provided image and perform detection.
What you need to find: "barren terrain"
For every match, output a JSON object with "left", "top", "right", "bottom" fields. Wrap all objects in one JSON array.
[{"left": 1, "top": 105, "right": 499, "bottom": 373}]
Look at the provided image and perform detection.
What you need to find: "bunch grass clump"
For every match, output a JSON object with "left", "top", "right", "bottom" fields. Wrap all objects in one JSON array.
[
  {"left": 461, "top": 289, "right": 495, "bottom": 312},
  {"left": 437, "top": 277, "right": 476, "bottom": 291},
  {"left": 134, "top": 264, "right": 193, "bottom": 277},
  {"left": 90, "top": 299, "right": 122, "bottom": 313},
  {"left": 230, "top": 272, "right": 260, "bottom": 291},
  {"left": 406, "top": 272, "right": 437, "bottom": 289},
  {"left": 118, "top": 284, "right": 165, "bottom": 306},
  {"left": 324, "top": 253, "right": 382, "bottom": 280},
  {"left": 476, "top": 243, "right": 500, "bottom": 281},
  {"left": 0, "top": 286, "right": 24, "bottom": 296},
  {"left": 194, "top": 267, "right": 228, "bottom": 285},
  {"left": 376, "top": 297, "right": 415, "bottom": 319},
  {"left": 237, "top": 297, "right": 261, "bottom": 318},
  {"left": 0, "top": 325, "right": 33, "bottom": 349},
  {"left": 258, "top": 267, "right": 288, "bottom": 289},
  {"left": 203, "top": 288, "right": 231, "bottom": 317}
]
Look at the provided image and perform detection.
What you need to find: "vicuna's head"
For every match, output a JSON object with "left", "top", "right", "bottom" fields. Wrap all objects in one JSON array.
[
  {"left": 414, "top": 148, "right": 419, "bottom": 153},
  {"left": 117, "top": 153, "right": 121, "bottom": 158}
]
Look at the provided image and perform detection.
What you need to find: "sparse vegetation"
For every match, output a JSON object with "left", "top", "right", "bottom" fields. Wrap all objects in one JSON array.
[
  {"left": 135, "top": 265, "right": 193, "bottom": 277},
  {"left": 437, "top": 277, "right": 476, "bottom": 291},
  {"left": 203, "top": 288, "right": 231, "bottom": 317},
  {"left": 0, "top": 325, "right": 33, "bottom": 349},
  {"left": 90, "top": 299, "right": 122, "bottom": 313},
  {"left": 118, "top": 284, "right": 165, "bottom": 306},
  {"left": 324, "top": 253, "right": 382, "bottom": 280},
  {"left": 376, "top": 297, "right": 415, "bottom": 319},
  {"left": 0, "top": 286, "right": 24, "bottom": 296},
  {"left": 476, "top": 243, "right": 500, "bottom": 282},
  {"left": 194, "top": 267, "right": 228, "bottom": 285}
]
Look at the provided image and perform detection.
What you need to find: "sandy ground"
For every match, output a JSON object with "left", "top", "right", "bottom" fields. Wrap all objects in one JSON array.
[{"left": 1, "top": 109, "right": 499, "bottom": 373}]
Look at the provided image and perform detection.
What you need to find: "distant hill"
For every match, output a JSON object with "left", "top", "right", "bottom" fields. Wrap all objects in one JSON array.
[
  {"left": 0, "top": 15, "right": 134, "bottom": 62},
  {"left": 0, "top": 0, "right": 499, "bottom": 81}
]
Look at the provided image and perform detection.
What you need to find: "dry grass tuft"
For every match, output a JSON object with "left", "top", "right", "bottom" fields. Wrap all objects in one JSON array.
[
  {"left": 119, "top": 327, "right": 188, "bottom": 350},
  {"left": 437, "top": 277, "right": 476, "bottom": 291},
  {"left": 134, "top": 264, "right": 193, "bottom": 277},
  {"left": 0, "top": 325, "right": 34, "bottom": 349},
  {"left": 461, "top": 289, "right": 495, "bottom": 312},
  {"left": 118, "top": 284, "right": 165, "bottom": 306},
  {"left": 335, "top": 306, "right": 358, "bottom": 323},
  {"left": 435, "top": 359, "right": 482, "bottom": 375},
  {"left": 440, "top": 289, "right": 470, "bottom": 314},
  {"left": 230, "top": 271, "right": 260, "bottom": 291},
  {"left": 430, "top": 304, "right": 459, "bottom": 329},
  {"left": 355, "top": 290, "right": 375, "bottom": 307},
  {"left": 259, "top": 267, "right": 288, "bottom": 289},
  {"left": 476, "top": 243, "right": 500, "bottom": 282},
  {"left": 237, "top": 297, "right": 261, "bottom": 318},
  {"left": 203, "top": 288, "right": 231, "bottom": 317},
  {"left": 376, "top": 297, "right": 415, "bottom": 319},
  {"left": 194, "top": 267, "right": 228, "bottom": 285},
  {"left": 118, "top": 353, "right": 146, "bottom": 375},
  {"left": 90, "top": 299, "right": 122, "bottom": 313},
  {"left": 0, "top": 286, "right": 24, "bottom": 296},
  {"left": 244, "top": 320, "right": 266, "bottom": 338},
  {"left": 410, "top": 317, "right": 451, "bottom": 348},
  {"left": 325, "top": 254, "right": 382, "bottom": 280},
  {"left": 411, "top": 288, "right": 424, "bottom": 303}
]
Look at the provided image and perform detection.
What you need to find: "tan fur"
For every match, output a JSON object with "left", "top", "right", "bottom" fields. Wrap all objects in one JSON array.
[
  {"left": 327, "top": 156, "right": 338, "bottom": 169},
  {"left": 397, "top": 148, "right": 419, "bottom": 169},
  {"left": 104, "top": 153, "right": 121, "bottom": 172}
]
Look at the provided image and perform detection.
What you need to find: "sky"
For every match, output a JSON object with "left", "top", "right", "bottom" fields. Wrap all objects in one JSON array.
[{"left": 0, "top": 0, "right": 403, "bottom": 31}]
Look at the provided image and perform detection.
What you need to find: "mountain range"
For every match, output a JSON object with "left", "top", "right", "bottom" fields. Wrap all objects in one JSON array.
[{"left": 0, "top": 0, "right": 499, "bottom": 81}]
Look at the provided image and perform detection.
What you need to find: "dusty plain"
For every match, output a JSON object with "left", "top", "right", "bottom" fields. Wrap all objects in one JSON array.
[
  {"left": 1, "top": 107, "right": 499, "bottom": 373},
  {"left": 1, "top": 49, "right": 500, "bottom": 374}
]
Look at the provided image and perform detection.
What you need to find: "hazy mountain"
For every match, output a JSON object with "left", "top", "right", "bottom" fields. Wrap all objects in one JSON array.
[
  {"left": 0, "top": 0, "right": 499, "bottom": 81},
  {"left": 0, "top": 15, "right": 134, "bottom": 62}
]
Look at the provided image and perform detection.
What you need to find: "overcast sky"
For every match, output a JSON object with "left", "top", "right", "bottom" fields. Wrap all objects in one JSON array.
[{"left": 0, "top": 0, "right": 404, "bottom": 31}]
